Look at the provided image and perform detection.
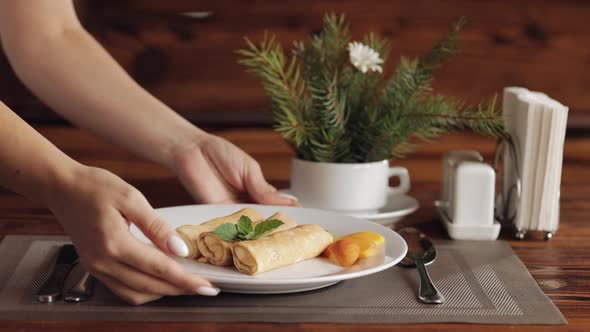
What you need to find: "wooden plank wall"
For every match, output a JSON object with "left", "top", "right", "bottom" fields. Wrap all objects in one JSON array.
[{"left": 1, "top": 0, "right": 589, "bottom": 130}]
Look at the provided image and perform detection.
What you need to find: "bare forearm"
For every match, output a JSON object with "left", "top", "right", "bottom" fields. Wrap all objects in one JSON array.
[
  {"left": 0, "top": 1, "right": 206, "bottom": 167},
  {"left": 6, "top": 30, "right": 204, "bottom": 167},
  {"left": 0, "top": 102, "right": 78, "bottom": 204}
]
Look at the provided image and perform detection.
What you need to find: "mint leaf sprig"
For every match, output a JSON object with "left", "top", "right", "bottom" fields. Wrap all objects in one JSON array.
[
  {"left": 329, "top": 232, "right": 340, "bottom": 240},
  {"left": 213, "top": 215, "right": 284, "bottom": 242}
]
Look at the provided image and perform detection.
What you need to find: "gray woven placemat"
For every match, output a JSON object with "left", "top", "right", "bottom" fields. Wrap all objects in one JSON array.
[{"left": 0, "top": 235, "right": 566, "bottom": 324}]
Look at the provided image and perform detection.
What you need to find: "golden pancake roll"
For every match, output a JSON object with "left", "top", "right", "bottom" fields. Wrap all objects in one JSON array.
[
  {"left": 232, "top": 224, "right": 333, "bottom": 275},
  {"left": 198, "top": 212, "right": 297, "bottom": 266},
  {"left": 175, "top": 208, "right": 263, "bottom": 259}
]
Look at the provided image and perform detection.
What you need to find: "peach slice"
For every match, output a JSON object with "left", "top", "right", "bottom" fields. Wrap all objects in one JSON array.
[
  {"left": 322, "top": 231, "right": 386, "bottom": 267},
  {"left": 322, "top": 239, "right": 361, "bottom": 267},
  {"left": 336, "top": 232, "right": 385, "bottom": 258}
]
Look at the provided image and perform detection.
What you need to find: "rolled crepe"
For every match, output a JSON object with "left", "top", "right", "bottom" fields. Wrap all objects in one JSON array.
[
  {"left": 232, "top": 224, "right": 333, "bottom": 275},
  {"left": 175, "top": 208, "right": 263, "bottom": 259},
  {"left": 198, "top": 212, "right": 297, "bottom": 266}
]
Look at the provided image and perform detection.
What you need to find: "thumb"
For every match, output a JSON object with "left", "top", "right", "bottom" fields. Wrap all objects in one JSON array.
[
  {"left": 121, "top": 192, "right": 189, "bottom": 258},
  {"left": 245, "top": 163, "right": 299, "bottom": 206}
]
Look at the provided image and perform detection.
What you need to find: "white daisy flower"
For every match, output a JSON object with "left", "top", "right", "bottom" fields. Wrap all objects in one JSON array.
[{"left": 347, "top": 41, "right": 384, "bottom": 73}]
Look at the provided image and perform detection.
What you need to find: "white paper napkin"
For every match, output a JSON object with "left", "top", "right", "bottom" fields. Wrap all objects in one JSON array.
[{"left": 502, "top": 87, "right": 568, "bottom": 233}]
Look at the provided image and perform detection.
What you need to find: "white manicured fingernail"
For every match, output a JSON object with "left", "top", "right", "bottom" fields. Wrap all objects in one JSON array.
[
  {"left": 279, "top": 193, "right": 298, "bottom": 202},
  {"left": 167, "top": 234, "right": 189, "bottom": 257},
  {"left": 196, "top": 286, "right": 220, "bottom": 296}
]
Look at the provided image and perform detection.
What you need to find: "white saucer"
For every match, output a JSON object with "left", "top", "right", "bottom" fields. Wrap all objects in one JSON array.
[{"left": 279, "top": 189, "right": 419, "bottom": 226}]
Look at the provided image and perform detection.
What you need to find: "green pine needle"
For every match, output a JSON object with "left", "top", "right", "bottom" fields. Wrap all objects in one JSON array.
[{"left": 237, "top": 14, "right": 504, "bottom": 163}]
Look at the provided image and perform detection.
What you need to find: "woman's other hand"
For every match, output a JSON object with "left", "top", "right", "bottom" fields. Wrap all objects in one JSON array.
[
  {"left": 171, "top": 133, "right": 299, "bottom": 206},
  {"left": 47, "top": 165, "right": 220, "bottom": 305}
]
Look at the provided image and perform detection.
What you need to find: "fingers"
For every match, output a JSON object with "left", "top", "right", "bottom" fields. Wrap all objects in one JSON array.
[
  {"left": 173, "top": 136, "right": 297, "bottom": 206},
  {"left": 244, "top": 162, "right": 299, "bottom": 206},
  {"left": 113, "top": 187, "right": 220, "bottom": 297},
  {"left": 119, "top": 190, "right": 189, "bottom": 258},
  {"left": 173, "top": 143, "right": 239, "bottom": 204},
  {"left": 118, "top": 237, "right": 220, "bottom": 296},
  {"left": 108, "top": 261, "right": 188, "bottom": 296},
  {"left": 87, "top": 235, "right": 220, "bottom": 300},
  {"left": 179, "top": 168, "right": 238, "bottom": 204},
  {"left": 254, "top": 190, "right": 301, "bottom": 206},
  {"left": 95, "top": 272, "right": 162, "bottom": 306}
]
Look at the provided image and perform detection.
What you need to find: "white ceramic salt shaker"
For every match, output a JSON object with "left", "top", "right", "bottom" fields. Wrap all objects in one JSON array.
[
  {"left": 442, "top": 150, "right": 483, "bottom": 206},
  {"left": 451, "top": 161, "right": 495, "bottom": 226},
  {"left": 439, "top": 155, "right": 501, "bottom": 240}
]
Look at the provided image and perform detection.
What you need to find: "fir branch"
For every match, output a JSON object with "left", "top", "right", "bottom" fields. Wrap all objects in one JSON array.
[
  {"left": 319, "top": 13, "right": 350, "bottom": 74},
  {"left": 361, "top": 17, "right": 474, "bottom": 161},
  {"left": 292, "top": 13, "right": 353, "bottom": 162},
  {"left": 311, "top": 75, "right": 347, "bottom": 130},
  {"left": 365, "top": 126, "right": 406, "bottom": 162},
  {"left": 390, "top": 141, "right": 417, "bottom": 159},
  {"left": 421, "top": 17, "right": 465, "bottom": 70},
  {"left": 363, "top": 32, "right": 391, "bottom": 67},
  {"left": 344, "top": 33, "right": 386, "bottom": 117},
  {"left": 389, "top": 95, "right": 505, "bottom": 159},
  {"left": 238, "top": 14, "right": 504, "bottom": 163},
  {"left": 401, "top": 95, "right": 504, "bottom": 136},
  {"left": 379, "top": 17, "right": 467, "bottom": 114},
  {"left": 344, "top": 33, "right": 389, "bottom": 161},
  {"left": 308, "top": 73, "right": 351, "bottom": 162},
  {"left": 294, "top": 13, "right": 350, "bottom": 82},
  {"left": 237, "top": 33, "right": 311, "bottom": 148}
]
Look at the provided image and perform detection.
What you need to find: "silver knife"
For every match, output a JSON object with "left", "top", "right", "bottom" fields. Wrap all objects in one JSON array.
[
  {"left": 64, "top": 271, "right": 95, "bottom": 302},
  {"left": 36, "top": 244, "right": 79, "bottom": 303}
]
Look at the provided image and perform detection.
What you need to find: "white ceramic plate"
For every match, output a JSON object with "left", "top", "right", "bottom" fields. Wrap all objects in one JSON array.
[
  {"left": 130, "top": 204, "right": 407, "bottom": 294},
  {"left": 280, "top": 189, "right": 420, "bottom": 226}
]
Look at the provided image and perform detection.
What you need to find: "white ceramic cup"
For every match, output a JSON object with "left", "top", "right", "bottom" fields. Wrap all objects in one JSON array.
[{"left": 290, "top": 158, "right": 410, "bottom": 214}]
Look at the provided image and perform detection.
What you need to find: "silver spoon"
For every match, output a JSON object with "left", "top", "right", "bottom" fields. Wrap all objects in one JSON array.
[{"left": 397, "top": 227, "right": 445, "bottom": 304}]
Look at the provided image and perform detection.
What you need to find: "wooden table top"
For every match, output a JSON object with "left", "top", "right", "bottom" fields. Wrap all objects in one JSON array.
[{"left": 0, "top": 126, "right": 588, "bottom": 332}]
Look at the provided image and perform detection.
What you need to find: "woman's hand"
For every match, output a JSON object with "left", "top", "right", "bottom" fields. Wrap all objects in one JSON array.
[
  {"left": 171, "top": 133, "right": 298, "bottom": 205},
  {"left": 46, "top": 165, "right": 220, "bottom": 305}
]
